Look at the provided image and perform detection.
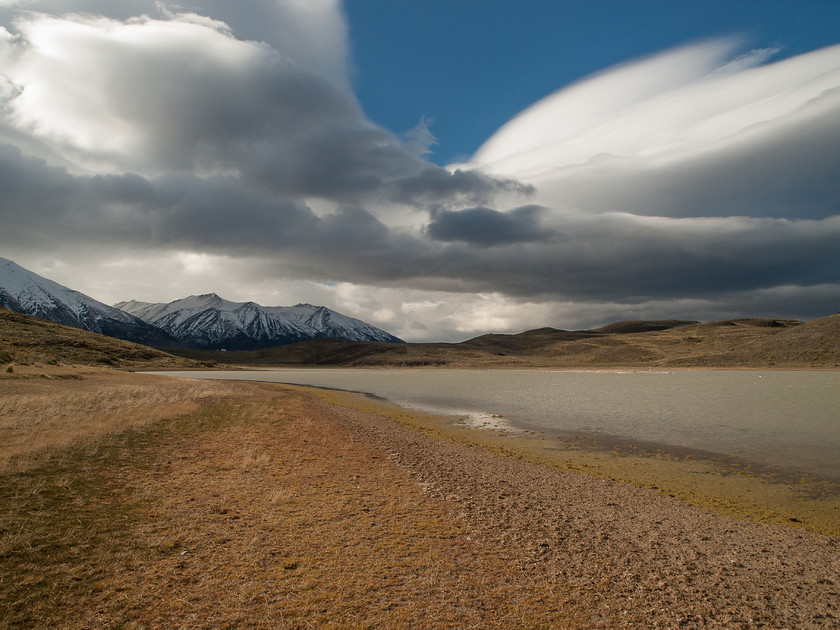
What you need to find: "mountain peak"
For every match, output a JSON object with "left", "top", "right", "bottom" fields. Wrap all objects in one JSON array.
[{"left": 189, "top": 292, "right": 222, "bottom": 303}]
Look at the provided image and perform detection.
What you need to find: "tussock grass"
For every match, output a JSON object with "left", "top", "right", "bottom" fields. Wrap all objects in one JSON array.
[
  {"left": 0, "top": 369, "right": 240, "bottom": 473},
  {"left": 0, "top": 307, "right": 198, "bottom": 368}
]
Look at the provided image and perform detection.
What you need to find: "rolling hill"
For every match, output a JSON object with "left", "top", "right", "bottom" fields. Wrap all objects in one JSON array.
[
  {"left": 170, "top": 315, "right": 840, "bottom": 369},
  {"left": 4, "top": 300, "right": 837, "bottom": 370},
  {"left": 0, "top": 308, "right": 199, "bottom": 369}
]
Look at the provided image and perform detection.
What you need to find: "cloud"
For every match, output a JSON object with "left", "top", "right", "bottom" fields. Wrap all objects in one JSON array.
[
  {"left": 4, "top": 12, "right": 359, "bottom": 178},
  {"left": 1, "top": 0, "right": 350, "bottom": 84},
  {"left": 427, "top": 205, "right": 553, "bottom": 246},
  {"left": 2, "top": 7, "right": 503, "bottom": 207},
  {"left": 0, "top": 4, "right": 838, "bottom": 340},
  {"left": 467, "top": 39, "right": 840, "bottom": 220},
  {"left": 390, "top": 166, "right": 533, "bottom": 209},
  {"left": 401, "top": 116, "right": 438, "bottom": 158}
]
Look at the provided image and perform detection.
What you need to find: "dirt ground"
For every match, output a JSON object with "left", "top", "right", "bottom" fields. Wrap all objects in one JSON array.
[{"left": 1, "top": 370, "right": 838, "bottom": 628}]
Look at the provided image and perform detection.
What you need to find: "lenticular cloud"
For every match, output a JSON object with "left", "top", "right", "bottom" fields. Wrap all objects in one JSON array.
[{"left": 464, "top": 39, "right": 840, "bottom": 219}]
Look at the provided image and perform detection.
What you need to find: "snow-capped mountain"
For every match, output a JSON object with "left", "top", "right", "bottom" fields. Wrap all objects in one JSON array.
[
  {"left": 115, "top": 293, "right": 404, "bottom": 350},
  {"left": 0, "top": 258, "right": 182, "bottom": 348},
  {"left": 0, "top": 258, "right": 402, "bottom": 351}
]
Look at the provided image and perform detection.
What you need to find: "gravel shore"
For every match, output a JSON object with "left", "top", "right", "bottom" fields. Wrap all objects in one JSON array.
[{"left": 311, "top": 393, "right": 840, "bottom": 628}]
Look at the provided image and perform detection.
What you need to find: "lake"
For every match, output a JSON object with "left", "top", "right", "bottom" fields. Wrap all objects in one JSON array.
[{"left": 152, "top": 369, "right": 840, "bottom": 481}]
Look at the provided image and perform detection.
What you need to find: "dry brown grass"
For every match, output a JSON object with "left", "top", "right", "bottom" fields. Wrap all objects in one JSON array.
[
  {"left": 0, "top": 370, "right": 585, "bottom": 628},
  {"left": 2, "top": 309, "right": 837, "bottom": 626},
  {"left": 0, "top": 368, "right": 240, "bottom": 473},
  {"left": 0, "top": 308, "right": 199, "bottom": 369}
]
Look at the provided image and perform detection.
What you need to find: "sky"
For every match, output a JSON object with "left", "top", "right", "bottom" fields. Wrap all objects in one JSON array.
[{"left": 1, "top": 1, "right": 839, "bottom": 342}]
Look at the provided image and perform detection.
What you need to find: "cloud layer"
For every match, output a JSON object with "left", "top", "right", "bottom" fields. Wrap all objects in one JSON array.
[
  {"left": 0, "top": 3, "right": 838, "bottom": 340},
  {"left": 468, "top": 39, "right": 840, "bottom": 220}
]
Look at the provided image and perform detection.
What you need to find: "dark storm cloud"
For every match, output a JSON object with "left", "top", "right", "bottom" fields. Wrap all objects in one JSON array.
[
  {"left": 390, "top": 166, "right": 534, "bottom": 207},
  {"left": 0, "top": 145, "right": 316, "bottom": 250},
  {"left": 430, "top": 214, "right": 840, "bottom": 301},
  {"left": 426, "top": 205, "right": 553, "bottom": 246},
  {"left": 2, "top": 141, "right": 839, "bottom": 311}
]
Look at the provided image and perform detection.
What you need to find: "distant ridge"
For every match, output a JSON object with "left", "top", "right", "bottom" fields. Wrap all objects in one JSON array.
[
  {"left": 593, "top": 320, "right": 698, "bottom": 334},
  {"left": 116, "top": 293, "right": 404, "bottom": 350},
  {"left": 2, "top": 257, "right": 835, "bottom": 366},
  {"left": 0, "top": 258, "right": 403, "bottom": 352},
  {"left": 174, "top": 316, "right": 839, "bottom": 369}
]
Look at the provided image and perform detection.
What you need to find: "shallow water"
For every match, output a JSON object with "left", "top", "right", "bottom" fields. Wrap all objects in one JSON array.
[{"left": 153, "top": 369, "right": 840, "bottom": 481}]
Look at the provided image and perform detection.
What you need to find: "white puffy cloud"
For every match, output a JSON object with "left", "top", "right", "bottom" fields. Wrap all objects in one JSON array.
[
  {"left": 0, "top": 0, "right": 349, "bottom": 82},
  {"left": 4, "top": 11, "right": 355, "bottom": 178}
]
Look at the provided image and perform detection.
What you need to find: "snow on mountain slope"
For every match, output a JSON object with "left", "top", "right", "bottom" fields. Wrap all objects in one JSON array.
[
  {"left": 0, "top": 258, "right": 181, "bottom": 348},
  {"left": 116, "top": 293, "right": 404, "bottom": 350}
]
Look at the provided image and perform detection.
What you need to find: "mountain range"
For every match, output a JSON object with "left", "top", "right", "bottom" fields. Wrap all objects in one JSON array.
[
  {"left": 116, "top": 294, "right": 403, "bottom": 350},
  {"left": 0, "top": 257, "right": 402, "bottom": 350}
]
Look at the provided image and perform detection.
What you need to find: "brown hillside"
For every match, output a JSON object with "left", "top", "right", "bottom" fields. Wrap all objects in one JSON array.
[
  {"left": 737, "top": 313, "right": 840, "bottom": 367},
  {"left": 458, "top": 328, "right": 593, "bottom": 355},
  {"left": 593, "top": 320, "right": 698, "bottom": 334},
  {"left": 0, "top": 308, "right": 199, "bottom": 369},
  {"left": 171, "top": 316, "right": 839, "bottom": 369}
]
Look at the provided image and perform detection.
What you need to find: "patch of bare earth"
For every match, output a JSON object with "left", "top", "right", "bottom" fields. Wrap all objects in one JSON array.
[{"left": 2, "top": 371, "right": 838, "bottom": 628}]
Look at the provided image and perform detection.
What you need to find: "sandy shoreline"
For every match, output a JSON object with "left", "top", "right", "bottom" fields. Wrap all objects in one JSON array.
[{"left": 307, "top": 389, "right": 839, "bottom": 627}]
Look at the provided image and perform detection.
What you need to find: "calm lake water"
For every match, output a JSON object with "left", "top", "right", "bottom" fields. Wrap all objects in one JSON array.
[{"left": 153, "top": 369, "right": 840, "bottom": 481}]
